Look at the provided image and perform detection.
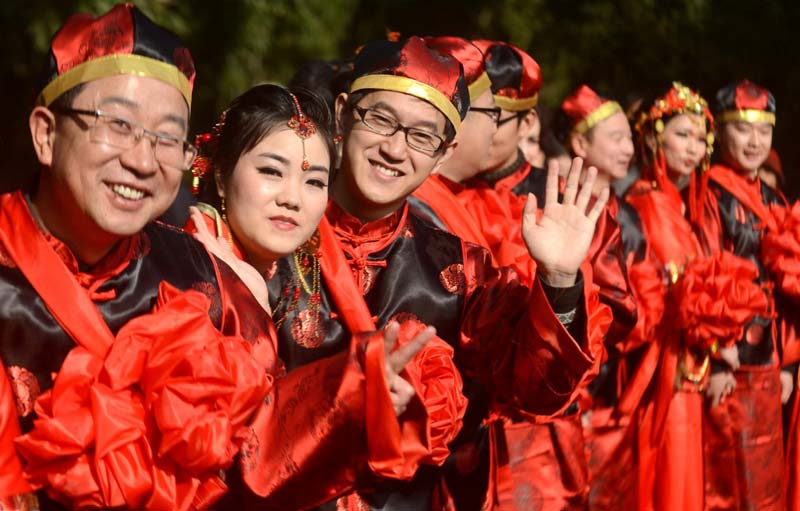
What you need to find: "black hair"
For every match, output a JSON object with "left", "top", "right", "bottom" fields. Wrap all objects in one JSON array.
[
  {"left": 289, "top": 59, "right": 355, "bottom": 113},
  {"left": 344, "top": 90, "right": 457, "bottom": 146},
  {"left": 484, "top": 44, "right": 523, "bottom": 94},
  {"left": 198, "top": 84, "right": 335, "bottom": 207}
]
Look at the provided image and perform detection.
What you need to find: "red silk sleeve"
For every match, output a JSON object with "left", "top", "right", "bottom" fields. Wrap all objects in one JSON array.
[
  {"left": 589, "top": 203, "right": 638, "bottom": 349},
  {"left": 0, "top": 359, "right": 31, "bottom": 498},
  {"left": 395, "top": 322, "right": 467, "bottom": 467},
  {"left": 619, "top": 255, "right": 666, "bottom": 354},
  {"left": 459, "top": 243, "right": 611, "bottom": 417}
]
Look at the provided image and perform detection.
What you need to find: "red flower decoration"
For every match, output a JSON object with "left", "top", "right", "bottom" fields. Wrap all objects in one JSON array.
[
  {"left": 762, "top": 202, "right": 800, "bottom": 300},
  {"left": 673, "top": 251, "right": 769, "bottom": 350},
  {"left": 15, "top": 282, "right": 271, "bottom": 510}
]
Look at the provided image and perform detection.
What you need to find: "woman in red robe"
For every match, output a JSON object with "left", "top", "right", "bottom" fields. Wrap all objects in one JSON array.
[
  {"left": 626, "top": 82, "right": 769, "bottom": 511},
  {"left": 184, "top": 83, "right": 467, "bottom": 510}
]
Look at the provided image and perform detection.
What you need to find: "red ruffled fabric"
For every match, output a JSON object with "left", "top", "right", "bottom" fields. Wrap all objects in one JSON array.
[
  {"left": 762, "top": 202, "right": 800, "bottom": 301},
  {"left": 14, "top": 283, "right": 271, "bottom": 509},
  {"left": 673, "top": 252, "right": 769, "bottom": 350},
  {"left": 623, "top": 258, "right": 667, "bottom": 353},
  {"left": 397, "top": 320, "right": 467, "bottom": 466}
]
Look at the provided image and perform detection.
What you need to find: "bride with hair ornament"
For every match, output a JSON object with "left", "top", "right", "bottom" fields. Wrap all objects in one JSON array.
[{"left": 625, "top": 82, "right": 769, "bottom": 511}]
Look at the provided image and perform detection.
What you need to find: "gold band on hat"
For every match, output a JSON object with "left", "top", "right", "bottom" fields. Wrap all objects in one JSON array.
[
  {"left": 717, "top": 109, "right": 776, "bottom": 126},
  {"left": 494, "top": 93, "right": 538, "bottom": 112},
  {"left": 350, "top": 74, "right": 462, "bottom": 130},
  {"left": 467, "top": 72, "right": 491, "bottom": 101},
  {"left": 572, "top": 101, "right": 623, "bottom": 134},
  {"left": 38, "top": 54, "right": 192, "bottom": 108}
]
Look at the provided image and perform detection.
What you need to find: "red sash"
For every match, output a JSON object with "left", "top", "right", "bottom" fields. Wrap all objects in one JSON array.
[
  {"left": 317, "top": 215, "right": 407, "bottom": 478},
  {"left": 0, "top": 192, "right": 114, "bottom": 357},
  {"left": 708, "top": 164, "right": 775, "bottom": 229}
]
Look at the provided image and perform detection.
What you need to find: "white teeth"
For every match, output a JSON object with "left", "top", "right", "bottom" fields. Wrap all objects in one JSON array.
[
  {"left": 375, "top": 164, "right": 401, "bottom": 177},
  {"left": 111, "top": 184, "right": 145, "bottom": 200}
]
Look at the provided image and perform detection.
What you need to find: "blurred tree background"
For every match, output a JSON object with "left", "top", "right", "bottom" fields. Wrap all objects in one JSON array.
[{"left": 2, "top": 0, "right": 798, "bottom": 198}]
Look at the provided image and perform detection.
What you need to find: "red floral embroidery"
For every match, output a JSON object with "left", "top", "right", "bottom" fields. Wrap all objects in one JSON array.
[
  {"left": 351, "top": 266, "right": 378, "bottom": 295},
  {"left": 336, "top": 494, "right": 371, "bottom": 511},
  {"left": 390, "top": 311, "right": 420, "bottom": 324},
  {"left": 400, "top": 222, "right": 415, "bottom": 238},
  {"left": 439, "top": 263, "right": 466, "bottom": 295},
  {"left": 191, "top": 281, "right": 222, "bottom": 320},
  {"left": 292, "top": 309, "right": 326, "bottom": 348},
  {"left": 238, "top": 426, "right": 260, "bottom": 474},
  {"left": 7, "top": 366, "right": 40, "bottom": 418},
  {"left": 264, "top": 261, "right": 278, "bottom": 281}
]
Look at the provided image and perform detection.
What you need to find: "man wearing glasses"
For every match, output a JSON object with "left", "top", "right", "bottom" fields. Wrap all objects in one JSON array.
[
  {"left": 0, "top": 5, "right": 430, "bottom": 509},
  {"left": 269, "top": 35, "right": 612, "bottom": 509}
]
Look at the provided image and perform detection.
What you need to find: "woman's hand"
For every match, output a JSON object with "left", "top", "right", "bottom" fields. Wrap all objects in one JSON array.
[{"left": 189, "top": 206, "right": 270, "bottom": 313}]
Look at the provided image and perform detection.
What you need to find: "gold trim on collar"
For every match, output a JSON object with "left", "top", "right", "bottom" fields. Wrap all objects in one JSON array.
[
  {"left": 494, "top": 93, "right": 538, "bottom": 112},
  {"left": 350, "top": 74, "right": 461, "bottom": 130},
  {"left": 718, "top": 109, "right": 776, "bottom": 126},
  {"left": 572, "top": 101, "right": 623, "bottom": 134},
  {"left": 467, "top": 72, "right": 491, "bottom": 101},
  {"left": 38, "top": 54, "right": 192, "bottom": 108}
]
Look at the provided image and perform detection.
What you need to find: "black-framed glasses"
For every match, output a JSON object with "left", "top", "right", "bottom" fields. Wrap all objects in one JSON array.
[
  {"left": 469, "top": 106, "right": 501, "bottom": 124},
  {"left": 352, "top": 106, "right": 446, "bottom": 154},
  {"left": 497, "top": 111, "right": 525, "bottom": 127},
  {"left": 53, "top": 107, "right": 197, "bottom": 171}
]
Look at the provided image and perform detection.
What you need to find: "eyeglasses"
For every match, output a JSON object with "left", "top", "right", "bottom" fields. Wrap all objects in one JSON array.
[
  {"left": 497, "top": 112, "right": 524, "bottom": 127},
  {"left": 352, "top": 106, "right": 446, "bottom": 154},
  {"left": 54, "top": 107, "right": 197, "bottom": 171},
  {"left": 469, "top": 106, "right": 502, "bottom": 124}
]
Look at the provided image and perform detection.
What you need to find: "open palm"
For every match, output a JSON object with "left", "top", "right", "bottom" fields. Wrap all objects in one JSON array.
[{"left": 522, "top": 158, "right": 608, "bottom": 287}]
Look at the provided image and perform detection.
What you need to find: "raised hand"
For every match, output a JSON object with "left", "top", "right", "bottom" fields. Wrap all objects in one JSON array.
[
  {"left": 189, "top": 206, "right": 270, "bottom": 312},
  {"left": 522, "top": 157, "right": 609, "bottom": 287},
  {"left": 382, "top": 321, "right": 436, "bottom": 416}
]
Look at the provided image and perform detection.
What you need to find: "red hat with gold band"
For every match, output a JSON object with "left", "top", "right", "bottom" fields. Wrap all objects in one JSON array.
[
  {"left": 36, "top": 3, "right": 195, "bottom": 109},
  {"left": 424, "top": 36, "right": 491, "bottom": 102},
  {"left": 561, "top": 85, "right": 623, "bottom": 134},
  {"left": 714, "top": 79, "right": 776, "bottom": 126},
  {"left": 349, "top": 36, "right": 469, "bottom": 131},
  {"left": 471, "top": 40, "right": 541, "bottom": 112}
]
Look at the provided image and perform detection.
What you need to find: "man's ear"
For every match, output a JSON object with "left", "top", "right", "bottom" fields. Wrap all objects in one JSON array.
[
  {"left": 431, "top": 139, "right": 457, "bottom": 174},
  {"left": 29, "top": 106, "right": 57, "bottom": 167},
  {"left": 334, "top": 92, "right": 350, "bottom": 135},
  {"left": 570, "top": 132, "right": 589, "bottom": 159}
]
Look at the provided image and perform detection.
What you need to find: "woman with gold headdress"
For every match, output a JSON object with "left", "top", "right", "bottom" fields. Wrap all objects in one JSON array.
[{"left": 626, "top": 83, "right": 769, "bottom": 511}]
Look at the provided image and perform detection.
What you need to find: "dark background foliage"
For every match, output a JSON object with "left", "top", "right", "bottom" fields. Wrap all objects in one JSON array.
[{"left": 2, "top": 0, "right": 797, "bottom": 198}]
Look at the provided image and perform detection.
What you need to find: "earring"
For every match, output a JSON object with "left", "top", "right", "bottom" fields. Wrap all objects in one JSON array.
[{"left": 220, "top": 197, "right": 227, "bottom": 223}]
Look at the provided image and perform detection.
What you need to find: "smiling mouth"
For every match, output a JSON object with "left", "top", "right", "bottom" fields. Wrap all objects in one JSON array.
[
  {"left": 110, "top": 183, "right": 146, "bottom": 201},
  {"left": 371, "top": 160, "right": 405, "bottom": 178}
]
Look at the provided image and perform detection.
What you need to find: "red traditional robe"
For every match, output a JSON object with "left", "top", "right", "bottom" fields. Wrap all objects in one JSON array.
[
  {"left": 695, "top": 164, "right": 795, "bottom": 511},
  {"left": 0, "top": 191, "right": 399, "bottom": 510},
  {"left": 265, "top": 199, "right": 606, "bottom": 510},
  {"left": 625, "top": 178, "right": 708, "bottom": 511},
  {"left": 186, "top": 206, "right": 468, "bottom": 510},
  {"left": 461, "top": 156, "right": 646, "bottom": 510},
  {"left": 414, "top": 170, "right": 615, "bottom": 510}
]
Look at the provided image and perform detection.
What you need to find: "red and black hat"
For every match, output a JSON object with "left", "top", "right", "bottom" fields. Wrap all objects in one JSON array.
[
  {"left": 561, "top": 85, "right": 623, "bottom": 134},
  {"left": 715, "top": 79, "right": 776, "bottom": 125},
  {"left": 471, "top": 40, "right": 541, "bottom": 112},
  {"left": 424, "top": 36, "right": 491, "bottom": 102},
  {"left": 349, "top": 36, "right": 469, "bottom": 131},
  {"left": 37, "top": 3, "right": 195, "bottom": 108}
]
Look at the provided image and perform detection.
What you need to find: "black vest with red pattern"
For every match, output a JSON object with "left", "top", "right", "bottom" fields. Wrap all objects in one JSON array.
[
  {"left": 707, "top": 178, "right": 784, "bottom": 366},
  {"left": 0, "top": 222, "right": 222, "bottom": 510},
  {"left": 268, "top": 212, "right": 478, "bottom": 511}
]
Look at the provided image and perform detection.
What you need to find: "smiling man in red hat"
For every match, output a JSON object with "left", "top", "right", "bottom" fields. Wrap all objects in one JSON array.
[
  {"left": 267, "top": 35, "right": 612, "bottom": 510},
  {"left": 697, "top": 79, "right": 798, "bottom": 511},
  {"left": 0, "top": 5, "right": 436, "bottom": 510}
]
